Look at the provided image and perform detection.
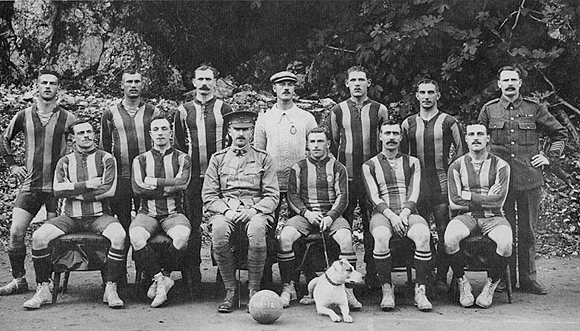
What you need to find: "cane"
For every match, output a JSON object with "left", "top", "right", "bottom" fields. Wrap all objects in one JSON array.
[{"left": 320, "top": 225, "right": 330, "bottom": 269}]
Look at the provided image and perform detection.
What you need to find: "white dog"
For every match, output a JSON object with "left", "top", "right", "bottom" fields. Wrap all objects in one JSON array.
[{"left": 300, "top": 259, "right": 364, "bottom": 323}]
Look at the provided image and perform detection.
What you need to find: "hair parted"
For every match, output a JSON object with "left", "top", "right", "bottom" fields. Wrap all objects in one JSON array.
[
  {"left": 307, "top": 127, "right": 330, "bottom": 141},
  {"left": 497, "top": 65, "right": 522, "bottom": 79}
]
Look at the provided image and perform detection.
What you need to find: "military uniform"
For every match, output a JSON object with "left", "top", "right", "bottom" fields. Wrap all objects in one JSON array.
[
  {"left": 478, "top": 95, "right": 567, "bottom": 291},
  {"left": 201, "top": 110, "right": 279, "bottom": 312}
]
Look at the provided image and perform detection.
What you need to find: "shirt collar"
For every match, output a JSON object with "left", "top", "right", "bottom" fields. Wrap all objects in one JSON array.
[
  {"left": 270, "top": 104, "right": 299, "bottom": 123},
  {"left": 229, "top": 144, "right": 250, "bottom": 157},
  {"left": 499, "top": 95, "right": 523, "bottom": 110},
  {"left": 194, "top": 97, "right": 215, "bottom": 107},
  {"left": 151, "top": 146, "right": 174, "bottom": 157},
  {"left": 74, "top": 143, "right": 97, "bottom": 156},
  {"left": 346, "top": 98, "right": 371, "bottom": 108},
  {"left": 379, "top": 151, "right": 402, "bottom": 160},
  {"left": 307, "top": 154, "right": 330, "bottom": 165}
]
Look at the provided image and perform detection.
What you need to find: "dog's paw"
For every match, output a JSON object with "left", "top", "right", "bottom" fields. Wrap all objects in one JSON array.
[
  {"left": 343, "top": 315, "right": 354, "bottom": 323},
  {"left": 299, "top": 295, "right": 315, "bottom": 305},
  {"left": 330, "top": 314, "right": 341, "bottom": 323}
]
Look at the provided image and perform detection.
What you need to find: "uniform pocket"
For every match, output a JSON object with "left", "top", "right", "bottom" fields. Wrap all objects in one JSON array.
[
  {"left": 243, "top": 165, "right": 265, "bottom": 186},
  {"left": 517, "top": 121, "right": 537, "bottom": 145},
  {"left": 488, "top": 120, "right": 508, "bottom": 145}
]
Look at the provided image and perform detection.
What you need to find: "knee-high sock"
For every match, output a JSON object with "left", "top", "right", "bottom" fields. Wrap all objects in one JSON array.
[
  {"left": 165, "top": 244, "right": 186, "bottom": 273},
  {"left": 213, "top": 240, "right": 237, "bottom": 290},
  {"left": 448, "top": 251, "right": 465, "bottom": 279},
  {"left": 374, "top": 250, "right": 392, "bottom": 285},
  {"left": 340, "top": 251, "right": 358, "bottom": 269},
  {"left": 133, "top": 245, "right": 162, "bottom": 280},
  {"left": 31, "top": 248, "right": 52, "bottom": 284},
  {"left": 489, "top": 253, "right": 510, "bottom": 282},
  {"left": 103, "top": 247, "right": 126, "bottom": 283},
  {"left": 277, "top": 250, "right": 296, "bottom": 284},
  {"left": 415, "top": 250, "right": 432, "bottom": 285},
  {"left": 247, "top": 245, "right": 267, "bottom": 291},
  {"left": 8, "top": 246, "right": 27, "bottom": 279}
]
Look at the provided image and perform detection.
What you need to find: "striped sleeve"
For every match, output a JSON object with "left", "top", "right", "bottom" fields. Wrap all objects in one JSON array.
[
  {"left": 326, "top": 160, "right": 348, "bottom": 221},
  {"left": 448, "top": 158, "right": 470, "bottom": 212},
  {"left": 287, "top": 161, "right": 307, "bottom": 216},
  {"left": 0, "top": 111, "right": 25, "bottom": 167},
  {"left": 404, "top": 156, "right": 421, "bottom": 211},
  {"left": 159, "top": 153, "right": 191, "bottom": 193},
  {"left": 172, "top": 105, "right": 188, "bottom": 153},
  {"left": 53, "top": 155, "right": 89, "bottom": 198},
  {"left": 328, "top": 104, "right": 341, "bottom": 158},
  {"left": 450, "top": 118, "right": 466, "bottom": 160},
  {"left": 99, "top": 108, "right": 113, "bottom": 153},
  {"left": 83, "top": 152, "right": 117, "bottom": 201},
  {"left": 362, "top": 159, "right": 389, "bottom": 214},
  {"left": 470, "top": 157, "right": 510, "bottom": 209},
  {"left": 131, "top": 154, "right": 161, "bottom": 199}
]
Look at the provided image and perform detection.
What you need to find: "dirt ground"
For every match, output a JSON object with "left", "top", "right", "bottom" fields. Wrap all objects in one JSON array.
[{"left": 0, "top": 245, "right": 579, "bottom": 331}]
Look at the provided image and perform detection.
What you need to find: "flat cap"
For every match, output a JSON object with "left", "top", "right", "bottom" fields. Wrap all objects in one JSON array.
[
  {"left": 223, "top": 110, "right": 258, "bottom": 128},
  {"left": 270, "top": 71, "right": 297, "bottom": 84}
]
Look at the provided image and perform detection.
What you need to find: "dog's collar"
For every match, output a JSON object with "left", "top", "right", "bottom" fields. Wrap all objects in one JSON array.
[{"left": 324, "top": 272, "right": 341, "bottom": 287}]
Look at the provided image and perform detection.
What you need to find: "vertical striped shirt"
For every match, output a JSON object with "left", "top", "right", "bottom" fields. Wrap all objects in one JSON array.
[
  {"left": 448, "top": 153, "right": 510, "bottom": 218},
  {"left": 53, "top": 145, "right": 117, "bottom": 217},
  {"left": 362, "top": 152, "right": 421, "bottom": 215},
  {"left": 100, "top": 101, "right": 159, "bottom": 179},
  {"left": 401, "top": 111, "right": 464, "bottom": 199},
  {"left": 132, "top": 147, "right": 191, "bottom": 217},
  {"left": 287, "top": 155, "right": 348, "bottom": 221},
  {"left": 0, "top": 105, "right": 76, "bottom": 192},
  {"left": 329, "top": 99, "right": 389, "bottom": 180},
  {"left": 173, "top": 98, "right": 232, "bottom": 178}
]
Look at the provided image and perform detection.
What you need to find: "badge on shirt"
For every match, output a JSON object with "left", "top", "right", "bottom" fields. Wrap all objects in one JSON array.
[
  {"left": 326, "top": 174, "right": 333, "bottom": 183},
  {"left": 290, "top": 125, "right": 297, "bottom": 135}
]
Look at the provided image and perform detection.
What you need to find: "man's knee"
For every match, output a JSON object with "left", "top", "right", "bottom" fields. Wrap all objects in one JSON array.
[
  {"left": 333, "top": 229, "right": 353, "bottom": 249},
  {"left": 444, "top": 220, "right": 469, "bottom": 253},
  {"left": 279, "top": 226, "right": 299, "bottom": 250},
  {"left": 372, "top": 227, "right": 391, "bottom": 251},
  {"left": 103, "top": 223, "right": 126, "bottom": 249},
  {"left": 168, "top": 226, "right": 191, "bottom": 250},
  {"left": 408, "top": 223, "right": 430, "bottom": 246},
  {"left": 490, "top": 226, "right": 513, "bottom": 257},
  {"left": 211, "top": 216, "right": 231, "bottom": 244},
  {"left": 247, "top": 216, "right": 267, "bottom": 247},
  {"left": 129, "top": 227, "right": 150, "bottom": 250},
  {"left": 31, "top": 227, "right": 53, "bottom": 249}
]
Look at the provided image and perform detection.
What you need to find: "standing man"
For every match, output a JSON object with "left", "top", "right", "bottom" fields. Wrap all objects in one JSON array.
[
  {"left": 254, "top": 71, "right": 317, "bottom": 221},
  {"left": 130, "top": 116, "right": 192, "bottom": 308},
  {"left": 173, "top": 64, "right": 233, "bottom": 288},
  {"left": 328, "top": 66, "right": 389, "bottom": 289},
  {"left": 100, "top": 70, "right": 160, "bottom": 234},
  {"left": 202, "top": 111, "right": 279, "bottom": 313},
  {"left": 362, "top": 120, "right": 433, "bottom": 312},
  {"left": 401, "top": 79, "right": 465, "bottom": 292},
  {"left": 478, "top": 65, "right": 567, "bottom": 294},
  {"left": 277, "top": 127, "right": 360, "bottom": 308},
  {"left": 0, "top": 70, "right": 76, "bottom": 295},
  {"left": 23, "top": 120, "right": 125, "bottom": 309},
  {"left": 445, "top": 123, "right": 512, "bottom": 309}
]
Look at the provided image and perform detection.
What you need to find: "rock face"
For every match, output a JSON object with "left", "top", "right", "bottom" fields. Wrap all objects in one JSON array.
[{"left": 9, "top": 0, "right": 184, "bottom": 95}]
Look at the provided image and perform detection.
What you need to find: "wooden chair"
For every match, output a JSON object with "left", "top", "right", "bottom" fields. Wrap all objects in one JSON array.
[
  {"left": 50, "top": 233, "right": 111, "bottom": 304},
  {"left": 451, "top": 235, "right": 513, "bottom": 303}
]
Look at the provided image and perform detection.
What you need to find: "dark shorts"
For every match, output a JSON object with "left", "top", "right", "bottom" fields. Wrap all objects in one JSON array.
[
  {"left": 47, "top": 214, "right": 119, "bottom": 234},
  {"left": 452, "top": 214, "right": 511, "bottom": 236},
  {"left": 130, "top": 213, "right": 191, "bottom": 235},
  {"left": 14, "top": 191, "right": 58, "bottom": 215},
  {"left": 284, "top": 215, "right": 351, "bottom": 237},
  {"left": 369, "top": 212, "right": 429, "bottom": 238}
]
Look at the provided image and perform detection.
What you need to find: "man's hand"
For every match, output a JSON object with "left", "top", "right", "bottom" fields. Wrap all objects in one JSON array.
[
  {"left": 304, "top": 210, "right": 324, "bottom": 226},
  {"left": 320, "top": 216, "right": 333, "bottom": 232},
  {"left": 231, "top": 208, "right": 258, "bottom": 223},
  {"left": 487, "top": 182, "right": 501, "bottom": 195},
  {"left": 384, "top": 209, "right": 406, "bottom": 237},
  {"left": 86, "top": 177, "right": 103, "bottom": 189},
  {"left": 144, "top": 177, "right": 157, "bottom": 187},
  {"left": 531, "top": 154, "right": 549, "bottom": 168},
  {"left": 10, "top": 165, "right": 28, "bottom": 179}
]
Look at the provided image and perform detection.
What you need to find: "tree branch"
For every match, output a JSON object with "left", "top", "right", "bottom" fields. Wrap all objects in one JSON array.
[
  {"left": 325, "top": 45, "right": 356, "bottom": 54},
  {"left": 512, "top": 0, "right": 527, "bottom": 30}
]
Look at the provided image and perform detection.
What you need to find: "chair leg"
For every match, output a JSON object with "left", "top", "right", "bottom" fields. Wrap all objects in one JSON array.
[
  {"left": 62, "top": 271, "right": 70, "bottom": 293},
  {"left": 505, "top": 264, "right": 513, "bottom": 303},
  {"left": 52, "top": 272, "right": 61, "bottom": 304},
  {"left": 134, "top": 266, "right": 143, "bottom": 299}
]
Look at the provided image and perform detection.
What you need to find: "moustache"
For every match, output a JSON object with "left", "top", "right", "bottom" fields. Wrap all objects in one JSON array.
[{"left": 199, "top": 86, "right": 211, "bottom": 91}]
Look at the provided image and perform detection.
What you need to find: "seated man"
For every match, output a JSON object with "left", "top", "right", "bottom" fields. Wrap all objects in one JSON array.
[
  {"left": 130, "top": 116, "right": 192, "bottom": 308},
  {"left": 445, "top": 123, "right": 512, "bottom": 309},
  {"left": 202, "top": 110, "right": 279, "bottom": 313},
  {"left": 23, "top": 119, "right": 125, "bottom": 309},
  {"left": 277, "top": 127, "right": 361, "bottom": 309},
  {"left": 362, "top": 120, "right": 433, "bottom": 312}
]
